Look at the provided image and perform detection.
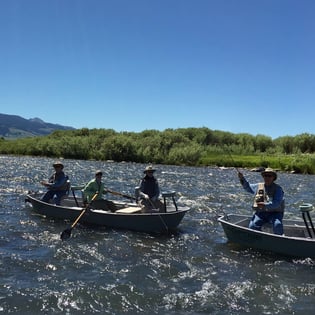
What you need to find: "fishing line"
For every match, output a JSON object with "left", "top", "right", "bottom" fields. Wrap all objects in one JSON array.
[{"left": 224, "top": 145, "right": 240, "bottom": 173}]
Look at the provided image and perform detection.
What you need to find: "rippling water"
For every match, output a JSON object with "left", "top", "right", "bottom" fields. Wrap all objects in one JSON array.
[{"left": 1, "top": 155, "right": 315, "bottom": 315}]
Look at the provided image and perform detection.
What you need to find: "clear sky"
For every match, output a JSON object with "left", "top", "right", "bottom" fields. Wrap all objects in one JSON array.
[{"left": 0, "top": 0, "right": 314, "bottom": 139}]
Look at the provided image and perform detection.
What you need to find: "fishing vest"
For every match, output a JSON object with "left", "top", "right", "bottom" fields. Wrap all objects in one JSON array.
[{"left": 252, "top": 182, "right": 284, "bottom": 212}]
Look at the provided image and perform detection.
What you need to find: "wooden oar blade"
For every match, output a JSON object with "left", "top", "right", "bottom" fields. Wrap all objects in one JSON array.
[{"left": 60, "top": 227, "right": 72, "bottom": 241}]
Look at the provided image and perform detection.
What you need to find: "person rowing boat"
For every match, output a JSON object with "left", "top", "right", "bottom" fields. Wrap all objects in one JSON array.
[{"left": 82, "top": 170, "right": 116, "bottom": 211}]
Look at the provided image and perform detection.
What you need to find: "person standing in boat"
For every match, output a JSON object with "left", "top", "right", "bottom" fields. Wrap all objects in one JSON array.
[
  {"left": 40, "top": 161, "right": 70, "bottom": 205},
  {"left": 138, "top": 165, "right": 164, "bottom": 212},
  {"left": 82, "top": 170, "right": 116, "bottom": 211},
  {"left": 238, "top": 167, "right": 285, "bottom": 235}
]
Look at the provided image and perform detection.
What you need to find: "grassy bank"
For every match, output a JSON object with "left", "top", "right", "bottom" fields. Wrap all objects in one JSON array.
[
  {"left": 1, "top": 128, "right": 315, "bottom": 174},
  {"left": 199, "top": 152, "right": 315, "bottom": 174}
]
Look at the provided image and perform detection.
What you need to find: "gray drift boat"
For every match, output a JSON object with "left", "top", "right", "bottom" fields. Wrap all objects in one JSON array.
[
  {"left": 218, "top": 204, "right": 315, "bottom": 258},
  {"left": 25, "top": 189, "right": 190, "bottom": 234}
]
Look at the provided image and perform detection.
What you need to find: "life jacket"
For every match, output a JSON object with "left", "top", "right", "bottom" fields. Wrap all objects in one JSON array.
[{"left": 252, "top": 182, "right": 284, "bottom": 212}]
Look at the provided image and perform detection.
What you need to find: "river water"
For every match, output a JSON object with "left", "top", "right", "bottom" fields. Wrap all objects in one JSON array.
[{"left": 1, "top": 155, "right": 315, "bottom": 315}]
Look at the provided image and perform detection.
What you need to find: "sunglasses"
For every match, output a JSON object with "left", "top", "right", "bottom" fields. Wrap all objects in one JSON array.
[{"left": 263, "top": 174, "right": 273, "bottom": 178}]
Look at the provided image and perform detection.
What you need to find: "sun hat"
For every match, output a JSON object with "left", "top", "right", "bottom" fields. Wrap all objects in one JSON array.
[
  {"left": 261, "top": 167, "right": 277, "bottom": 180},
  {"left": 53, "top": 161, "right": 64, "bottom": 169},
  {"left": 144, "top": 165, "right": 156, "bottom": 173},
  {"left": 95, "top": 170, "right": 103, "bottom": 176}
]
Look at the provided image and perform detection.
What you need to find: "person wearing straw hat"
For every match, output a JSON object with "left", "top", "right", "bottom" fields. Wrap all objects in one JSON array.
[
  {"left": 82, "top": 170, "right": 116, "bottom": 211},
  {"left": 238, "top": 167, "right": 285, "bottom": 235},
  {"left": 138, "top": 165, "right": 164, "bottom": 212},
  {"left": 40, "top": 161, "right": 70, "bottom": 205}
]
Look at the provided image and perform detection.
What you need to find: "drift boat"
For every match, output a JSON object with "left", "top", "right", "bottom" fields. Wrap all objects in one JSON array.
[
  {"left": 218, "top": 204, "right": 315, "bottom": 258},
  {"left": 25, "top": 190, "right": 190, "bottom": 234}
]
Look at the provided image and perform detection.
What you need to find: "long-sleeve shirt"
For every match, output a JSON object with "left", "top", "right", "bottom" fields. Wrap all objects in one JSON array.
[
  {"left": 240, "top": 177, "right": 285, "bottom": 212},
  {"left": 47, "top": 171, "right": 69, "bottom": 191},
  {"left": 139, "top": 176, "right": 160, "bottom": 201},
  {"left": 82, "top": 179, "right": 106, "bottom": 202}
]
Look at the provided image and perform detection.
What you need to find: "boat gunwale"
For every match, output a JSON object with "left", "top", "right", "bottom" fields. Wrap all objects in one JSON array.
[
  {"left": 26, "top": 194, "right": 191, "bottom": 218},
  {"left": 26, "top": 193, "right": 190, "bottom": 216}
]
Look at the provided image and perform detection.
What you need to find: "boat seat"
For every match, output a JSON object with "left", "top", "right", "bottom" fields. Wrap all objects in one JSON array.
[
  {"left": 161, "top": 191, "right": 178, "bottom": 212},
  {"left": 116, "top": 207, "right": 142, "bottom": 214},
  {"left": 71, "top": 185, "right": 85, "bottom": 191},
  {"left": 299, "top": 204, "right": 315, "bottom": 238},
  {"left": 58, "top": 180, "right": 71, "bottom": 204},
  {"left": 283, "top": 225, "right": 308, "bottom": 238}
]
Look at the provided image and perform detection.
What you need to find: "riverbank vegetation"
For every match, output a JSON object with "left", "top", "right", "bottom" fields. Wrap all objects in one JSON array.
[{"left": 1, "top": 127, "right": 315, "bottom": 174}]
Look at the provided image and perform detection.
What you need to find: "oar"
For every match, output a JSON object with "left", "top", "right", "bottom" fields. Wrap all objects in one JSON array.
[
  {"left": 148, "top": 198, "right": 159, "bottom": 211},
  {"left": 106, "top": 189, "right": 137, "bottom": 201},
  {"left": 60, "top": 193, "right": 98, "bottom": 241}
]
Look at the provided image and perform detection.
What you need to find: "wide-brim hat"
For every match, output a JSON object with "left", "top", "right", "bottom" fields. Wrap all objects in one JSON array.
[
  {"left": 261, "top": 167, "right": 277, "bottom": 180},
  {"left": 53, "top": 161, "right": 64, "bottom": 169},
  {"left": 144, "top": 165, "right": 156, "bottom": 173},
  {"left": 95, "top": 170, "right": 103, "bottom": 176}
]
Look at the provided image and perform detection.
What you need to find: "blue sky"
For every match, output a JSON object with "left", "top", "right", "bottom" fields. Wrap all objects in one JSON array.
[{"left": 1, "top": 0, "right": 314, "bottom": 139}]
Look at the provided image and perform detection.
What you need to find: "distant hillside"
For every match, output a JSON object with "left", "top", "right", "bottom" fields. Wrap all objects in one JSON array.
[{"left": 0, "top": 113, "right": 75, "bottom": 139}]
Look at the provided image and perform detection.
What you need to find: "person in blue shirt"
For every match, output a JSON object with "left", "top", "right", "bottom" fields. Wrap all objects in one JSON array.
[
  {"left": 40, "top": 161, "right": 69, "bottom": 205},
  {"left": 238, "top": 167, "right": 285, "bottom": 235}
]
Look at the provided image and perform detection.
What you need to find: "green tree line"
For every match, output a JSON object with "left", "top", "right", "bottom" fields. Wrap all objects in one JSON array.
[{"left": 1, "top": 127, "right": 315, "bottom": 174}]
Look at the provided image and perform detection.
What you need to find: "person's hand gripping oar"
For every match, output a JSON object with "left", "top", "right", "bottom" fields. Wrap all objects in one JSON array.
[{"left": 60, "top": 193, "right": 98, "bottom": 241}]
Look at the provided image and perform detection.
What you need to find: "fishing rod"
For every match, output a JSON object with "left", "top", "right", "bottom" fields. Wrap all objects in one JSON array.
[{"left": 224, "top": 146, "right": 240, "bottom": 173}]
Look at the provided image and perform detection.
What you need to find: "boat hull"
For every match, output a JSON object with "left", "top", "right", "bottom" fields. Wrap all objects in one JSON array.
[
  {"left": 25, "top": 193, "right": 190, "bottom": 234},
  {"left": 218, "top": 214, "right": 315, "bottom": 258}
]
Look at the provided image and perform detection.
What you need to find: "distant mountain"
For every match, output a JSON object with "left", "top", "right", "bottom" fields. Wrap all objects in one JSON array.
[{"left": 0, "top": 113, "right": 75, "bottom": 139}]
